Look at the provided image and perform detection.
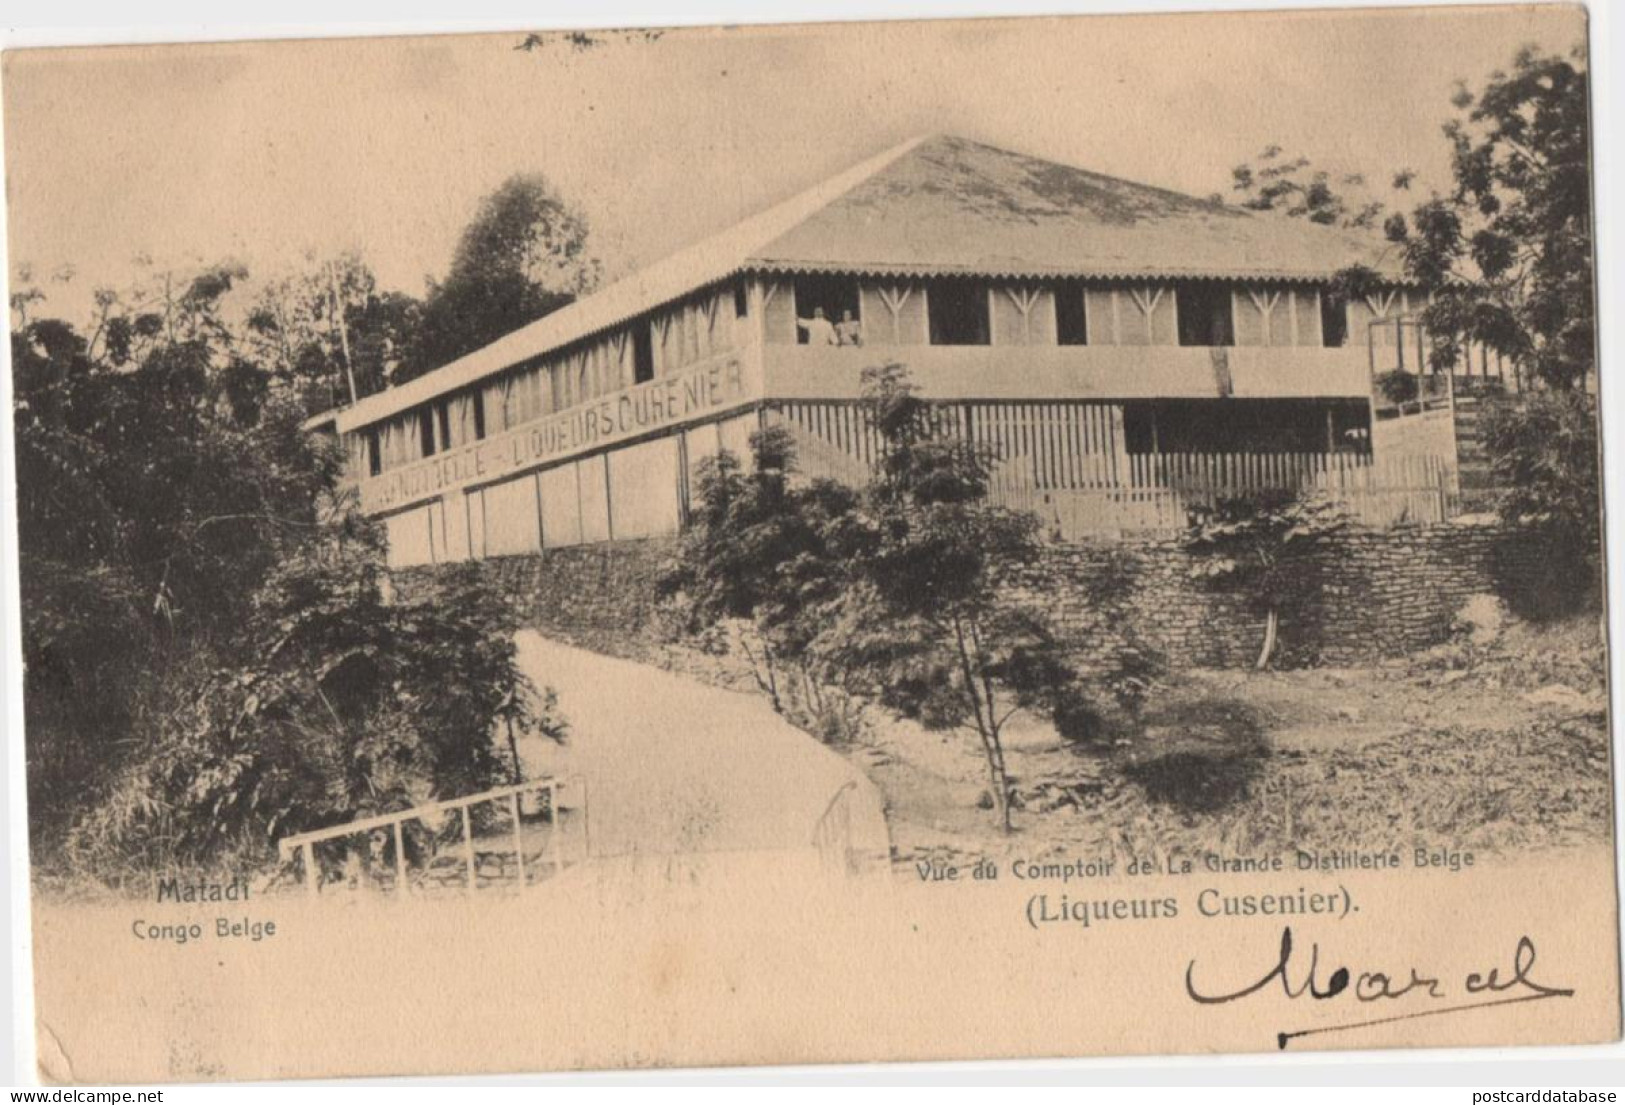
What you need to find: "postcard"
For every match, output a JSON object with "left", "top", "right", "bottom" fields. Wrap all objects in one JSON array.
[{"left": 4, "top": 4, "right": 1615, "bottom": 1083}]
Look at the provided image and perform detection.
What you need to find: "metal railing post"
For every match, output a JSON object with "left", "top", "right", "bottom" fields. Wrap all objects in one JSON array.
[
  {"left": 461, "top": 805, "right": 476, "bottom": 891},
  {"left": 546, "top": 782, "right": 562, "bottom": 877},
  {"left": 275, "top": 774, "right": 586, "bottom": 898},
  {"left": 393, "top": 820, "right": 406, "bottom": 896},
  {"left": 510, "top": 792, "right": 525, "bottom": 888},
  {"left": 579, "top": 777, "right": 591, "bottom": 862}
]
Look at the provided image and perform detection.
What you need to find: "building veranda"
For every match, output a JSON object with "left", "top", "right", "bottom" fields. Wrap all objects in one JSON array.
[{"left": 313, "top": 135, "right": 1508, "bottom": 567}]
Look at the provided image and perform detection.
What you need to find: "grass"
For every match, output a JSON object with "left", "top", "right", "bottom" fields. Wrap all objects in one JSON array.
[
  {"left": 1071, "top": 714, "right": 1608, "bottom": 863},
  {"left": 881, "top": 611, "right": 1613, "bottom": 869}
]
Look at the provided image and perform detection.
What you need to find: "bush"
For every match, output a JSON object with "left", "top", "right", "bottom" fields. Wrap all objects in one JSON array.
[
  {"left": 1121, "top": 699, "right": 1268, "bottom": 812},
  {"left": 1052, "top": 684, "right": 1113, "bottom": 747},
  {"left": 1182, "top": 490, "right": 1348, "bottom": 669},
  {"left": 1477, "top": 391, "right": 1601, "bottom": 620},
  {"left": 61, "top": 520, "right": 563, "bottom": 883},
  {"left": 1375, "top": 368, "right": 1420, "bottom": 405},
  {"left": 1481, "top": 391, "right": 1600, "bottom": 558}
]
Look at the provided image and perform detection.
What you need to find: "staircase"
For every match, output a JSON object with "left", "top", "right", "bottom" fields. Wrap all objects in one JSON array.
[
  {"left": 1365, "top": 316, "right": 1514, "bottom": 517},
  {"left": 1449, "top": 376, "right": 1505, "bottom": 514}
]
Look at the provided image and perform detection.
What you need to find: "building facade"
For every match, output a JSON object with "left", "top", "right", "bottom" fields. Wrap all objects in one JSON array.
[{"left": 324, "top": 135, "right": 1452, "bottom": 567}]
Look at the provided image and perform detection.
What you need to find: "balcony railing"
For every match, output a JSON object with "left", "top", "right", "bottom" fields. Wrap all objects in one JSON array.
[
  {"left": 355, "top": 340, "right": 1374, "bottom": 516},
  {"left": 759, "top": 342, "right": 1373, "bottom": 402}
]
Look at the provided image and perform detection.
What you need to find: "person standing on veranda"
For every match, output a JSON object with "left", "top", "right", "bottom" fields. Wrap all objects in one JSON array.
[
  {"left": 794, "top": 306, "right": 838, "bottom": 345},
  {"left": 835, "top": 309, "right": 863, "bottom": 347}
]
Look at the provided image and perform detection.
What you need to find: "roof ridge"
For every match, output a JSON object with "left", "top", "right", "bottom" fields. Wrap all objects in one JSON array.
[
  {"left": 333, "top": 133, "right": 1404, "bottom": 435},
  {"left": 937, "top": 132, "right": 1239, "bottom": 214},
  {"left": 335, "top": 136, "right": 929, "bottom": 430}
]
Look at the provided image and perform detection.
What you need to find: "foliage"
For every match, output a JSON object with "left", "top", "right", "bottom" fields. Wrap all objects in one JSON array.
[
  {"left": 1480, "top": 390, "right": 1600, "bottom": 575},
  {"left": 1225, "top": 47, "right": 1591, "bottom": 391},
  {"left": 662, "top": 366, "right": 1083, "bottom": 829},
  {"left": 660, "top": 425, "right": 856, "bottom": 709},
  {"left": 1182, "top": 490, "right": 1349, "bottom": 669},
  {"left": 13, "top": 173, "right": 605, "bottom": 403},
  {"left": 243, "top": 252, "right": 421, "bottom": 409},
  {"left": 809, "top": 365, "right": 1080, "bottom": 831},
  {"left": 1374, "top": 368, "right": 1421, "bottom": 406},
  {"left": 13, "top": 280, "right": 560, "bottom": 881},
  {"left": 1098, "top": 642, "right": 1162, "bottom": 718},
  {"left": 1382, "top": 46, "right": 1593, "bottom": 388},
  {"left": 398, "top": 174, "right": 603, "bottom": 383},
  {"left": 1120, "top": 699, "right": 1268, "bottom": 814},
  {"left": 1224, "top": 144, "right": 1410, "bottom": 229},
  {"left": 1377, "top": 47, "right": 1598, "bottom": 606},
  {"left": 63, "top": 528, "right": 561, "bottom": 878},
  {"left": 11, "top": 170, "right": 607, "bottom": 876}
]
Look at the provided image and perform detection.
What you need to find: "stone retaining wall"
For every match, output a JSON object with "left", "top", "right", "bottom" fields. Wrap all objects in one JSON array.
[
  {"left": 469, "top": 538, "right": 680, "bottom": 642},
  {"left": 425, "top": 521, "right": 1555, "bottom": 671},
  {"left": 1006, "top": 518, "right": 1551, "bottom": 669}
]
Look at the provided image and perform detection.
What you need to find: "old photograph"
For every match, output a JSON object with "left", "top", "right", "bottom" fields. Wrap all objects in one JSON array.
[{"left": 3, "top": 4, "right": 1615, "bottom": 1083}]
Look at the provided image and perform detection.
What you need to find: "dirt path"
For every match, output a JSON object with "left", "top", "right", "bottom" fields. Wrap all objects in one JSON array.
[{"left": 513, "top": 630, "right": 889, "bottom": 863}]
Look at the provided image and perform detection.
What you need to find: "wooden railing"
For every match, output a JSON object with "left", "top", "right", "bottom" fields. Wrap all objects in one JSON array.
[
  {"left": 275, "top": 776, "right": 587, "bottom": 897},
  {"left": 1373, "top": 371, "right": 1454, "bottom": 420},
  {"left": 1366, "top": 315, "right": 1516, "bottom": 420},
  {"left": 811, "top": 781, "right": 858, "bottom": 876},
  {"left": 990, "top": 452, "right": 1455, "bottom": 539},
  {"left": 1367, "top": 315, "right": 1510, "bottom": 384},
  {"left": 772, "top": 401, "right": 1457, "bottom": 539}
]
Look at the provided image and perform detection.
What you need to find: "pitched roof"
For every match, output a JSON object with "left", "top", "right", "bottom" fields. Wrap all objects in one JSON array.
[
  {"left": 747, "top": 135, "right": 1406, "bottom": 283},
  {"left": 335, "top": 134, "right": 1403, "bottom": 433},
  {"left": 335, "top": 136, "right": 929, "bottom": 433}
]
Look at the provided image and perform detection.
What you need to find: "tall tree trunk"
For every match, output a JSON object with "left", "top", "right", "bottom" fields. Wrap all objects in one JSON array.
[
  {"left": 953, "top": 616, "right": 1010, "bottom": 831},
  {"left": 506, "top": 715, "right": 523, "bottom": 784},
  {"left": 968, "top": 620, "right": 1014, "bottom": 833},
  {"left": 989, "top": 734, "right": 1012, "bottom": 833}
]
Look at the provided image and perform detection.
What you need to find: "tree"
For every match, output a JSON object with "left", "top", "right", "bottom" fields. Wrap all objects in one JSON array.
[
  {"left": 1234, "top": 46, "right": 1599, "bottom": 600},
  {"left": 1373, "top": 46, "right": 1598, "bottom": 588},
  {"left": 64, "top": 525, "right": 563, "bottom": 878},
  {"left": 661, "top": 425, "right": 857, "bottom": 714},
  {"left": 13, "top": 272, "right": 562, "bottom": 879},
  {"left": 1182, "top": 491, "right": 1349, "bottom": 670},
  {"left": 400, "top": 174, "right": 603, "bottom": 383},
  {"left": 812, "top": 365, "right": 1081, "bottom": 831},
  {"left": 662, "top": 368, "right": 1084, "bottom": 829},
  {"left": 244, "top": 252, "right": 421, "bottom": 411},
  {"left": 1479, "top": 389, "right": 1599, "bottom": 579},
  {"left": 1382, "top": 46, "right": 1592, "bottom": 389},
  {"left": 14, "top": 298, "right": 337, "bottom": 849},
  {"left": 78, "top": 258, "right": 251, "bottom": 371},
  {"left": 1224, "top": 145, "right": 1411, "bottom": 229}
]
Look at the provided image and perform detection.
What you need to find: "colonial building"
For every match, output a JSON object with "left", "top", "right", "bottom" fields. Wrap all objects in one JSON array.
[{"left": 324, "top": 135, "right": 1458, "bottom": 567}]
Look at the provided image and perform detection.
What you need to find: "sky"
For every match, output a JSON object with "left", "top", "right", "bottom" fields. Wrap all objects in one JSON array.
[{"left": 1, "top": 5, "right": 1589, "bottom": 326}]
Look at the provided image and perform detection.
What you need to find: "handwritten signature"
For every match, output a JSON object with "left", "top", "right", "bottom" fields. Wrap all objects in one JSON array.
[{"left": 1185, "top": 926, "right": 1575, "bottom": 1049}]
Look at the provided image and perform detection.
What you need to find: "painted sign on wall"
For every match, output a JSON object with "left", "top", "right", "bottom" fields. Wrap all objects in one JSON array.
[{"left": 362, "top": 352, "right": 751, "bottom": 514}]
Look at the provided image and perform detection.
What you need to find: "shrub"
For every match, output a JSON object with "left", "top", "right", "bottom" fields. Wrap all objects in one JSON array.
[
  {"left": 62, "top": 519, "right": 563, "bottom": 882},
  {"left": 1183, "top": 490, "right": 1348, "bottom": 669},
  {"left": 1052, "top": 684, "right": 1113, "bottom": 747},
  {"left": 1479, "top": 391, "right": 1602, "bottom": 619},
  {"left": 1375, "top": 368, "right": 1420, "bottom": 405},
  {"left": 1481, "top": 391, "right": 1600, "bottom": 555}
]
